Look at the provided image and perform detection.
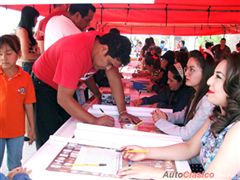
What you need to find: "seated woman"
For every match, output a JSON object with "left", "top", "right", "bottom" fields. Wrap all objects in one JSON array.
[
  {"left": 133, "top": 63, "right": 193, "bottom": 112},
  {"left": 174, "top": 50, "right": 189, "bottom": 68},
  {"left": 152, "top": 51, "right": 215, "bottom": 141},
  {"left": 152, "top": 50, "right": 175, "bottom": 87},
  {"left": 117, "top": 53, "right": 240, "bottom": 180},
  {"left": 132, "top": 54, "right": 161, "bottom": 81}
]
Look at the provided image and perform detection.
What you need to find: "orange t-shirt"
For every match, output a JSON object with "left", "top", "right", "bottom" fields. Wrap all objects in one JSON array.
[{"left": 0, "top": 66, "right": 36, "bottom": 138}]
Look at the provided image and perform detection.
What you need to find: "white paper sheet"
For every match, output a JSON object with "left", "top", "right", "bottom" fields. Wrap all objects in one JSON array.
[
  {"left": 72, "top": 145, "right": 121, "bottom": 175},
  {"left": 88, "top": 104, "right": 172, "bottom": 117},
  {"left": 72, "top": 123, "right": 190, "bottom": 173}
]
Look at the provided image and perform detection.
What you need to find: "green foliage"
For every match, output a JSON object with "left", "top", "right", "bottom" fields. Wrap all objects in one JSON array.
[{"left": 196, "top": 35, "right": 223, "bottom": 48}]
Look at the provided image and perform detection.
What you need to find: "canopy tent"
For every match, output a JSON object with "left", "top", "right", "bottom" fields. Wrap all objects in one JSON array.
[{"left": 1, "top": 0, "right": 240, "bottom": 35}]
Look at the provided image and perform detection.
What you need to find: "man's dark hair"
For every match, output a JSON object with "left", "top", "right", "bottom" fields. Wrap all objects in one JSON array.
[
  {"left": 98, "top": 33, "right": 131, "bottom": 66},
  {"left": 69, "top": 4, "right": 96, "bottom": 17},
  {"left": 181, "top": 40, "right": 185, "bottom": 46},
  {"left": 221, "top": 37, "right": 226, "bottom": 41},
  {"left": 109, "top": 28, "right": 120, "bottom": 35},
  {"left": 205, "top": 42, "right": 214, "bottom": 49},
  {"left": 236, "top": 42, "right": 240, "bottom": 48}
]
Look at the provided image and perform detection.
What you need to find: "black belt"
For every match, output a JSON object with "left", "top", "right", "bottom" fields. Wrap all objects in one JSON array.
[
  {"left": 22, "top": 61, "right": 34, "bottom": 64},
  {"left": 32, "top": 73, "right": 52, "bottom": 88}
]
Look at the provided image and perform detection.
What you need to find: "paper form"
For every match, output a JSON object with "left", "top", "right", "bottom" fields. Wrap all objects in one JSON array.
[{"left": 47, "top": 142, "right": 122, "bottom": 178}]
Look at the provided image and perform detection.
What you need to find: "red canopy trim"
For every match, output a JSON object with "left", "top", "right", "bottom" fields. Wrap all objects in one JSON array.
[{"left": 1, "top": 0, "right": 240, "bottom": 35}]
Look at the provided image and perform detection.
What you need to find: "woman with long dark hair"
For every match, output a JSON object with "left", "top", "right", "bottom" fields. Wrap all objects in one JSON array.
[
  {"left": 152, "top": 50, "right": 215, "bottom": 141},
  {"left": 16, "top": 6, "right": 40, "bottom": 74}
]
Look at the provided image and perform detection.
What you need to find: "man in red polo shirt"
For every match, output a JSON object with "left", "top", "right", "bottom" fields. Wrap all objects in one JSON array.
[{"left": 32, "top": 31, "right": 140, "bottom": 148}]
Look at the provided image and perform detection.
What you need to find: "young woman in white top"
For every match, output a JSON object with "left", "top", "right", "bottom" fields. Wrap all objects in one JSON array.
[{"left": 152, "top": 50, "right": 216, "bottom": 141}]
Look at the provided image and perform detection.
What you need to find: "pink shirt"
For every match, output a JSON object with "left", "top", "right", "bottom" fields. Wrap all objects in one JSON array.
[{"left": 33, "top": 31, "right": 97, "bottom": 90}]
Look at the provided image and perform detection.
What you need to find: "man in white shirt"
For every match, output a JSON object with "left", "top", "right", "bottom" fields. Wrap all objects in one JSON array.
[
  {"left": 35, "top": 4, "right": 69, "bottom": 53},
  {"left": 44, "top": 4, "right": 95, "bottom": 50}
]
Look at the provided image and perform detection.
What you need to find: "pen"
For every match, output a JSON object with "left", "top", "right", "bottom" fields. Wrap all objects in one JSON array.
[
  {"left": 126, "top": 149, "right": 149, "bottom": 153},
  {"left": 115, "top": 149, "right": 123, "bottom": 152},
  {"left": 99, "top": 108, "right": 105, "bottom": 114},
  {"left": 115, "top": 149, "right": 148, "bottom": 153},
  {"left": 70, "top": 163, "right": 107, "bottom": 166},
  {"left": 138, "top": 90, "right": 142, "bottom": 97},
  {"left": 135, "top": 120, "right": 143, "bottom": 126}
]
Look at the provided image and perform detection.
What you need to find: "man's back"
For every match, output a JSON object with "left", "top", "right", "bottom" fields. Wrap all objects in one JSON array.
[
  {"left": 212, "top": 44, "right": 231, "bottom": 60},
  {"left": 35, "top": 10, "right": 67, "bottom": 41},
  {"left": 33, "top": 31, "right": 97, "bottom": 90},
  {"left": 44, "top": 15, "right": 80, "bottom": 50},
  {"left": 35, "top": 4, "right": 68, "bottom": 53}
]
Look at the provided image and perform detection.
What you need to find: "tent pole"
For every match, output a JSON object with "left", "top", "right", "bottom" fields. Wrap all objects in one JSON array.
[
  {"left": 100, "top": 4, "right": 103, "bottom": 26},
  {"left": 165, "top": 4, "right": 168, "bottom": 27},
  {"left": 207, "top": 6, "right": 211, "bottom": 24}
]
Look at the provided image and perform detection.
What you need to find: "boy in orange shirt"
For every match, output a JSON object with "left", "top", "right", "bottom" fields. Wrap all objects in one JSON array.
[{"left": 0, "top": 34, "right": 36, "bottom": 171}]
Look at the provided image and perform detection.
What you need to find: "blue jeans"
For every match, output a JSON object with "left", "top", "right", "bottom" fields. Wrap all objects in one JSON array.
[
  {"left": 0, "top": 172, "right": 31, "bottom": 180},
  {"left": 0, "top": 136, "right": 24, "bottom": 171},
  {"left": 0, "top": 173, "right": 7, "bottom": 180}
]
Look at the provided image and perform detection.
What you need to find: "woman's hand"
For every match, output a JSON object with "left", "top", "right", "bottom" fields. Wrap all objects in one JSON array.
[
  {"left": 121, "top": 145, "right": 148, "bottom": 161},
  {"left": 151, "top": 109, "right": 167, "bottom": 123},
  {"left": 117, "top": 164, "right": 164, "bottom": 179},
  {"left": 8, "top": 167, "right": 31, "bottom": 180}
]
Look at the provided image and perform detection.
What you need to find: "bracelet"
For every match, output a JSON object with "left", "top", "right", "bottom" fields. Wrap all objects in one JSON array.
[{"left": 119, "top": 110, "right": 127, "bottom": 116}]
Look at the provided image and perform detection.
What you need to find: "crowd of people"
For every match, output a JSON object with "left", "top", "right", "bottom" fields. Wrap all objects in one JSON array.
[
  {"left": 0, "top": 3, "right": 240, "bottom": 180},
  {"left": 117, "top": 53, "right": 240, "bottom": 179}
]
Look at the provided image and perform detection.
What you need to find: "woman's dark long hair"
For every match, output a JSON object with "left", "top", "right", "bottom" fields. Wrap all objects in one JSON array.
[
  {"left": 210, "top": 53, "right": 240, "bottom": 135},
  {"left": 184, "top": 51, "right": 216, "bottom": 124},
  {"left": 18, "top": 6, "right": 39, "bottom": 47}
]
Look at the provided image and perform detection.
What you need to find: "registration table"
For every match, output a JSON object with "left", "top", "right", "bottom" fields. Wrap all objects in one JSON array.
[{"left": 23, "top": 103, "right": 191, "bottom": 180}]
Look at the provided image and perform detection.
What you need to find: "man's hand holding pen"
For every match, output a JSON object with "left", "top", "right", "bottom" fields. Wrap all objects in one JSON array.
[{"left": 95, "top": 108, "right": 115, "bottom": 127}]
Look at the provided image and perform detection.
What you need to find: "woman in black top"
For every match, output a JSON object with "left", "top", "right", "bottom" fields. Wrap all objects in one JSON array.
[{"left": 133, "top": 63, "right": 193, "bottom": 112}]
